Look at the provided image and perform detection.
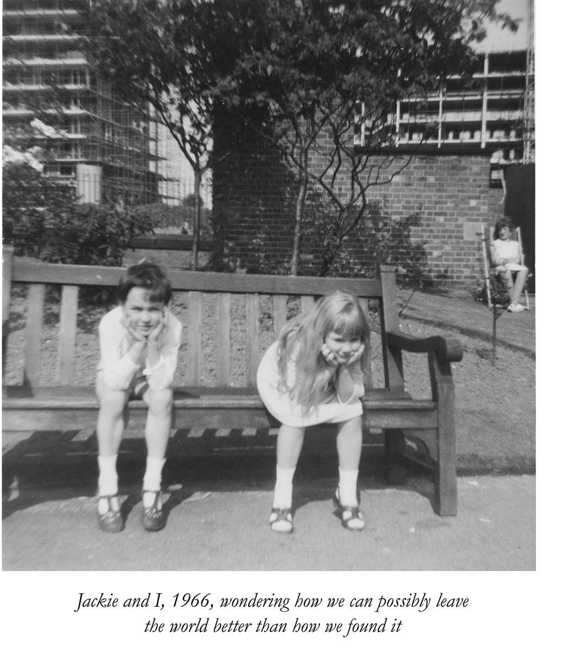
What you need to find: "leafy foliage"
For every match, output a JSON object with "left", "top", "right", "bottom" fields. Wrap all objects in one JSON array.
[
  {"left": 82, "top": 0, "right": 516, "bottom": 275},
  {"left": 83, "top": 1, "right": 214, "bottom": 174},
  {"left": 83, "top": 0, "right": 217, "bottom": 263},
  {"left": 375, "top": 211, "right": 434, "bottom": 289},
  {"left": 212, "top": 0, "right": 516, "bottom": 273},
  {"left": 302, "top": 193, "right": 436, "bottom": 286},
  {"left": 131, "top": 201, "right": 211, "bottom": 236},
  {"left": 3, "top": 163, "right": 154, "bottom": 266}
]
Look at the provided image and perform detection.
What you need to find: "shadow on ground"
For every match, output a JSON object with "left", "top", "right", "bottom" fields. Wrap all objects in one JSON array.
[
  {"left": 3, "top": 429, "right": 428, "bottom": 518},
  {"left": 3, "top": 425, "right": 534, "bottom": 525}
]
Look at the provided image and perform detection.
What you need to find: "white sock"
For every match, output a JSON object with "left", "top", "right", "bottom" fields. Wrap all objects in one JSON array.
[
  {"left": 97, "top": 455, "right": 118, "bottom": 496},
  {"left": 273, "top": 466, "right": 296, "bottom": 509},
  {"left": 143, "top": 457, "right": 165, "bottom": 493},
  {"left": 338, "top": 468, "right": 359, "bottom": 507},
  {"left": 143, "top": 457, "right": 165, "bottom": 509}
]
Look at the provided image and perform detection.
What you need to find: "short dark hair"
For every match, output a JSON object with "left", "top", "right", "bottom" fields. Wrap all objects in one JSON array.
[
  {"left": 117, "top": 260, "right": 172, "bottom": 305},
  {"left": 494, "top": 218, "right": 514, "bottom": 239}
]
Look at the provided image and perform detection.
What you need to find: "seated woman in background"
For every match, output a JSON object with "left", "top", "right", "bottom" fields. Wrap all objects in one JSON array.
[{"left": 490, "top": 218, "right": 529, "bottom": 313}]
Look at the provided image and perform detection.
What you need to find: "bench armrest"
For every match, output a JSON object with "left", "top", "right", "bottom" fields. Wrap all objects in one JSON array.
[{"left": 386, "top": 330, "right": 463, "bottom": 363}]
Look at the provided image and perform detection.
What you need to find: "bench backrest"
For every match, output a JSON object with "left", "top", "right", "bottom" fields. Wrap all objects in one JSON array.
[{"left": 3, "top": 248, "right": 400, "bottom": 390}]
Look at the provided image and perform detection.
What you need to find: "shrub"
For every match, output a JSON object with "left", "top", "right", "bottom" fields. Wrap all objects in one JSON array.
[
  {"left": 3, "top": 163, "right": 154, "bottom": 266},
  {"left": 39, "top": 203, "right": 154, "bottom": 266},
  {"left": 375, "top": 212, "right": 436, "bottom": 289}
]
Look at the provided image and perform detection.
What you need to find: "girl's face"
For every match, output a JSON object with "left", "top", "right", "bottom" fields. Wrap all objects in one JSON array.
[
  {"left": 324, "top": 330, "right": 362, "bottom": 365},
  {"left": 499, "top": 226, "right": 512, "bottom": 240},
  {"left": 122, "top": 287, "right": 165, "bottom": 337}
]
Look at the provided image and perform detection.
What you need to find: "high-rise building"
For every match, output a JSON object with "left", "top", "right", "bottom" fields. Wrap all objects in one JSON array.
[
  {"left": 354, "top": 49, "right": 532, "bottom": 189},
  {"left": 3, "top": 0, "right": 164, "bottom": 205}
]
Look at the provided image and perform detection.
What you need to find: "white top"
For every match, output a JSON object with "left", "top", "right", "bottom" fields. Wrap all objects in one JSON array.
[
  {"left": 492, "top": 238, "right": 521, "bottom": 266},
  {"left": 97, "top": 306, "right": 182, "bottom": 391},
  {"left": 256, "top": 341, "right": 364, "bottom": 428}
]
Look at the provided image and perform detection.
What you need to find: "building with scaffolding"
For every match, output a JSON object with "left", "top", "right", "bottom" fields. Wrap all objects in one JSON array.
[
  {"left": 357, "top": 48, "right": 534, "bottom": 189},
  {"left": 3, "top": 0, "right": 165, "bottom": 205}
]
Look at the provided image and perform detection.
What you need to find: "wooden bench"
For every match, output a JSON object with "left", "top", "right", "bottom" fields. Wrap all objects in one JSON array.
[{"left": 2, "top": 246, "right": 463, "bottom": 515}]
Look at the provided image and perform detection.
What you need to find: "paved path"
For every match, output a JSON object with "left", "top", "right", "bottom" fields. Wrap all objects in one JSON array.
[{"left": 2, "top": 474, "right": 534, "bottom": 571}]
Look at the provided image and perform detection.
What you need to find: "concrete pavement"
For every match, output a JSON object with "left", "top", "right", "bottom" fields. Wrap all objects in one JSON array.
[{"left": 3, "top": 473, "right": 534, "bottom": 571}]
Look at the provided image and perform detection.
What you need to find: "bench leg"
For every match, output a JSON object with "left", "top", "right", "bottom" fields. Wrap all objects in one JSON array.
[
  {"left": 427, "top": 350, "right": 458, "bottom": 516},
  {"left": 433, "top": 410, "right": 457, "bottom": 517},
  {"left": 384, "top": 429, "right": 406, "bottom": 485}
]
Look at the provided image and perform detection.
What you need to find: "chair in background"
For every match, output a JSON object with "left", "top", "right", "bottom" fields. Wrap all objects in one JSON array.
[{"left": 480, "top": 225, "right": 530, "bottom": 309}]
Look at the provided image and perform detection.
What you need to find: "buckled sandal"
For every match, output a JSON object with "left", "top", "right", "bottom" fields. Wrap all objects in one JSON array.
[
  {"left": 141, "top": 490, "right": 166, "bottom": 532},
  {"left": 334, "top": 489, "right": 365, "bottom": 531},
  {"left": 97, "top": 495, "right": 124, "bottom": 533},
  {"left": 269, "top": 507, "right": 294, "bottom": 534}
]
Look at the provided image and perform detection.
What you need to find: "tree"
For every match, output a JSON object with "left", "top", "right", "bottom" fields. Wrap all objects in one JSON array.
[
  {"left": 83, "top": 0, "right": 219, "bottom": 268},
  {"left": 218, "top": 0, "right": 516, "bottom": 274},
  {"left": 82, "top": 0, "right": 516, "bottom": 276}
]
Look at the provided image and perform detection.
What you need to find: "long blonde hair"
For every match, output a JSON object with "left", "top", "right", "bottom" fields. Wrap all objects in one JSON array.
[{"left": 277, "top": 290, "right": 371, "bottom": 411}]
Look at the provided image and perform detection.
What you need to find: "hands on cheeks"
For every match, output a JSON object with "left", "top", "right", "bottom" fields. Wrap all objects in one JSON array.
[
  {"left": 147, "top": 317, "right": 165, "bottom": 343},
  {"left": 320, "top": 341, "right": 365, "bottom": 367},
  {"left": 121, "top": 314, "right": 166, "bottom": 343},
  {"left": 121, "top": 313, "right": 166, "bottom": 367}
]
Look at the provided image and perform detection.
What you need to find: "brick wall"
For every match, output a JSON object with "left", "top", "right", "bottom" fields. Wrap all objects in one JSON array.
[
  {"left": 367, "top": 155, "right": 505, "bottom": 288},
  {"left": 212, "top": 116, "right": 505, "bottom": 289}
]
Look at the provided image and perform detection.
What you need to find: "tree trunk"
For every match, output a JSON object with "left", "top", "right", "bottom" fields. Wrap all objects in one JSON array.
[
  {"left": 192, "top": 168, "right": 201, "bottom": 271},
  {"left": 290, "top": 164, "right": 308, "bottom": 276}
]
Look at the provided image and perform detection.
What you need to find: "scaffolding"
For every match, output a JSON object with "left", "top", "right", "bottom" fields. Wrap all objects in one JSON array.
[
  {"left": 522, "top": 0, "right": 535, "bottom": 163},
  {"left": 2, "top": 0, "right": 172, "bottom": 206}
]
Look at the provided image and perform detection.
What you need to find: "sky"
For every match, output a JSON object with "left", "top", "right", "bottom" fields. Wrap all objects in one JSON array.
[{"left": 474, "top": 0, "right": 531, "bottom": 52}]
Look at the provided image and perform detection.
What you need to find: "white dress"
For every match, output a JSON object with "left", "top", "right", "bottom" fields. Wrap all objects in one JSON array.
[{"left": 256, "top": 341, "right": 364, "bottom": 428}]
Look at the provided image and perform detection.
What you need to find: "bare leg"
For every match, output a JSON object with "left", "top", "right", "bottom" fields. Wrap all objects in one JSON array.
[
  {"left": 500, "top": 270, "right": 514, "bottom": 297},
  {"left": 335, "top": 416, "right": 364, "bottom": 529},
  {"left": 336, "top": 415, "right": 363, "bottom": 472},
  {"left": 142, "top": 387, "right": 173, "bottom": 509},
  {"left": 95, "top": 374, "right": 129, "bottom": 516},
  {"left": 272, "top": 425, "right": 305, "bottom": 512},
  {"left": 95, "top": 374, "right": 129, "bottom": 456},
  {"left": 276, "top": 424, "right": 305, "bottom": 468},
  {"left": 510, "top": 267, "right": 529, "bottom": 305},
  {"left": 143, "top": 387, "right": 173, "bottom": 459}
]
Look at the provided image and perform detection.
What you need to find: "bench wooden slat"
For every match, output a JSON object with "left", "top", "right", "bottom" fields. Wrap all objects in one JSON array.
[
  {"left": 216, "top": 293, "right": 231, "bottom": 384},
  {"left": 358, "top": 297, "right": 375, "bottom": 389},
  {"left": 187, "top": 427, "right": 207, "bottom": 438},
  {"left": 24, "top": 283, "right": 45, "bottom": 387},
  {"left": 3, "top": 245, "right": 14, "bottom": 325},
  {"left": 246, "top": 293, "right": 259, "bottom": 386},
  {"left": 379, "top": 267, "right": 405, "bottom": 390},
  {"left": 3, "top": 402, "right": 437, "bottom": 432},
  {"left": 12, "top": 259, "right": 382, "bottom": 297},
  {"left": 272, "top": 295, "right": 288, "bottom": 338},
  {"left": 368, "top": 330, "right": 381, "bottom": 389},
  {"left": 57, "top": 285, "right": 79, "bottom": 384},
  {"left": 3, "top": 384, "right": 413, "bottom": 401},
  {"left": 300, "top": 295, "right": 315, "bottom": 314},
  {"left": 185, "top": 291, "right": 202, "bottom": 385}
]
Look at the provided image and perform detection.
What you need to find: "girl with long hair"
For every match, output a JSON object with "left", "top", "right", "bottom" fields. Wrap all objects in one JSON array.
[{"left": 257, "top": 290, "right": 371, "bottom": 533}]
